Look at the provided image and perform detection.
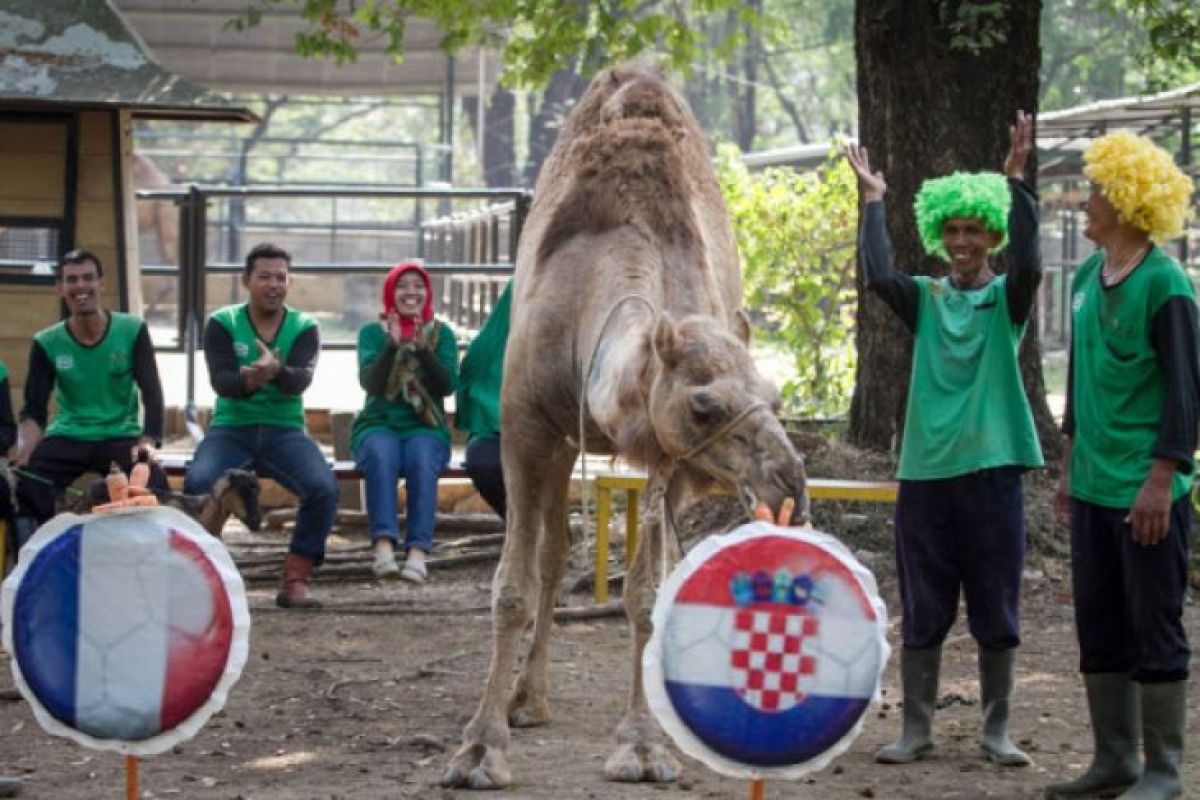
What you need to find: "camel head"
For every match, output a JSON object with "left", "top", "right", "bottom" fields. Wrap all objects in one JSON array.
[{"left": 645, "top": 313, "right": 808, "bottom": 523}]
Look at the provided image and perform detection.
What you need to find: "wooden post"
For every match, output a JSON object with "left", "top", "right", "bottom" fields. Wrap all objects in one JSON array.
[
  {"left": 594, "top": 484, "right": 611, "bottom": 605},
  {"left": 125, "top": 756, "right": 138, "bottom": 800},
  {"left": 749, "top": 778, "right": 764, "bottom": 800}
]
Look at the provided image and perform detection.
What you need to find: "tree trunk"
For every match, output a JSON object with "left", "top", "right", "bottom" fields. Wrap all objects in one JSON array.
[
  {"left": 467, "top": 84, "right": 517, "bottom": 186},
  {"left": 524, "top": 65, "right": 588, "bottom": 185},
  {"left": 848, "top": 0, "right": 1059, "bottom": 463}
]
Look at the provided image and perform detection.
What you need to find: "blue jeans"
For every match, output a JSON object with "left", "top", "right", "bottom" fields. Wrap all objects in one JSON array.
[
  {"left": 184, "top": 425, "right": 338, "bottom": 564},
  {"left": 354, "top": 430, "right": 449, "bottom": 553}
]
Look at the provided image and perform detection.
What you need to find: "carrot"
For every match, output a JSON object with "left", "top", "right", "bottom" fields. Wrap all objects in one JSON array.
[
  {"left": 129, "top": 459, "right": 150, "bottom": 490},
  {"left": 106, "top": 462, "right": 128, "bottom": 502},
  {"left": 777, "top": 497, "right": 796, "bottom": 526}
]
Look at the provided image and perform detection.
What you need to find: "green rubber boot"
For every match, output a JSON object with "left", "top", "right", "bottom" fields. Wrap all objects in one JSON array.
[
  {"left": 876, "top": 646, "right": 940, "bottom": 764},
  {"left": 979, "top": 647, "right": 1032, "bottom": 766},
  {"left": 1116, "top": 681, "right": 1185, "bottom": 800},
  {"left": 1045, "top": 673, "right": 1141, "bottom": 798}
]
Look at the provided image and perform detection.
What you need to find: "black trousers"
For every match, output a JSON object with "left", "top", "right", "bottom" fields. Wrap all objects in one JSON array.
[
  {"left": 894, "top": 467, "right": 1026, "bottom": 650},
  {"left": 1070, "top": 494, "right": 1192, "bottom": 682},
  {"left": 464, "top": 436, "right": 506, "bottom": 519},
  {"left": 15, "top": 435, "right": 169, "bottom": 529}
]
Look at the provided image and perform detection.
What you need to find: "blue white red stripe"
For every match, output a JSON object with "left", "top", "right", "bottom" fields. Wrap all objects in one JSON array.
[{"left": 10, "top": 516, "right": 233, "bottom": 741}]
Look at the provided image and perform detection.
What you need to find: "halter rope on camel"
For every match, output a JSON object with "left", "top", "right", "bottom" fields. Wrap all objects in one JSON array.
[
  {"left": 578, "top": 296, "right": 774, "bottom": 588},
  {"left": 578, "top": 293, "right": 658, "bottom": 586}
]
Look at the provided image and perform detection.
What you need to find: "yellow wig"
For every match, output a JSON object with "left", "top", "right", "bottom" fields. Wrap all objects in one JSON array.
[{"left": 1083, "top": 132, "right": 1194, "bottom": 241}]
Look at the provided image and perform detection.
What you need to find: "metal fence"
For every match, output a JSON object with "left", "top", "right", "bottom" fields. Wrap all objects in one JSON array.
[{"left": 134, "top": 184, "right": 529, "bottom": 420}]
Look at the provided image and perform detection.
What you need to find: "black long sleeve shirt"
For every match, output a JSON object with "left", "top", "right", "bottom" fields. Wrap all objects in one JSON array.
[
  {"left": 203, "top": 320, "right": 320, "bottom": 398},
  {"left": 0, "top": 376, "right": 15, "bottom": 454},
  {"left": 860, "top": 177, "right": 1043, "bottom": 332},
  {"left": 1062, "top": 295, "right": 1200, "bottom": 468},
  {"left": 20, "top": 322, "right": 164, "bottom": 444}
]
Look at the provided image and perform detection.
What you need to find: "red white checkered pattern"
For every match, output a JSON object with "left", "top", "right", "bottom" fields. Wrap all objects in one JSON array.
[{"left": 730, "top": 607, "right": 818, "bottom": 712}]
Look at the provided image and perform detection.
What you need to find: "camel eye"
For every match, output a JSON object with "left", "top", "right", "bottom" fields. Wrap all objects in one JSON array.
[{"left": 689, "top": 392, "right": 727, "bottom": 426}]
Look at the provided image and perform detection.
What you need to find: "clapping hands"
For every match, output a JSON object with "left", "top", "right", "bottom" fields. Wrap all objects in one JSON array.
[
  {"left": 386, "top": 311, "right": 425, "bottom": 348},
  {"left": 240, "top": 338, "right": 281, "bottom": 392}
]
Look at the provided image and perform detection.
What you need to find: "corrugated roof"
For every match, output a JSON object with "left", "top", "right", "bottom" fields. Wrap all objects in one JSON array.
[
  {"left": 113, "top": 0, "right": 500, "bottom": 97},
  {"left": 1038, "top": 82, "right": 1200, "bottom": 152},
  {"left": 0, "top": 0, "right": 256, "bottom": 122}
]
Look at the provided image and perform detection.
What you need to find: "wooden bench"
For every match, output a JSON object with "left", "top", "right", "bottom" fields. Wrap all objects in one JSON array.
[{"left": 592, "top": 473, "right": 899, "bottom": 604}]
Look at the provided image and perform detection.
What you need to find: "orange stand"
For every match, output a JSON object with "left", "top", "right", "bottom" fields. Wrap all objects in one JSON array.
[
  {"left": 747, "top": 496, "right": 796, "bottom": 800},
  {"left": 125, "top": 756, "right": 138, "bottom": 800}
]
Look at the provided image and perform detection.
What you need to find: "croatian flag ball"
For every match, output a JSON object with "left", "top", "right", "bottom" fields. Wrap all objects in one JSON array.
[
  {"left": 1, "top": 507, "right": 250, "bottom": 756},
  {"left": 644, "top": 521, "right": 888, "bottom": 779}
]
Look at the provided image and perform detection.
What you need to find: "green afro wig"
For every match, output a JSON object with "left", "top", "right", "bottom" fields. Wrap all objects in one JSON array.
[{"left": 913, "top": 171, "right": 1010, "bottom": 260}]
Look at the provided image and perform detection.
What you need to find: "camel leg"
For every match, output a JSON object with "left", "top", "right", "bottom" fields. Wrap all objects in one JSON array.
[
  {"left": 508, "top": 444, "right": 577, "bottom": 728},
  {"left": 604, "top": 474, "right": 683, "bottom": 783},
  {"left": 441, "top": 432, "right": 559, "bottom": 789}
]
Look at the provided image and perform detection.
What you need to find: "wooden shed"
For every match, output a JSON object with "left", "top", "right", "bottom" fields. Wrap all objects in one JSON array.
[{"left": 0, "top": 0, "right": 253, "bottom": 394}]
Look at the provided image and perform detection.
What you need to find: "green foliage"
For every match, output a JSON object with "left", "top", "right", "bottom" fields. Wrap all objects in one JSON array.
[
  {"left": 1040, "top": 0, "right": 1199, "bottom": 109},
  {"left": 716, "top": 145, "right": 858, "bottom": 417},
  {"left": 231, "top": 0, "right": 766, "bottom": 89},
  {"left": 1119, "top": 0, "right": 1200, "bottom": 86},
  {"left": 939, "top": 1, "right": 1010, "bottom": 54}
]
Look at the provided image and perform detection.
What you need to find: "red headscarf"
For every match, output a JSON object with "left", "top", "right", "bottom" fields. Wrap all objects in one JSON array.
[{"left": 381, "top": 261, "right": 434, "bottom": 341}]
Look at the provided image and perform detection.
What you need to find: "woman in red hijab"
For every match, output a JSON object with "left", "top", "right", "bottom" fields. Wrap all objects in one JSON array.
[{"left": 350, "top": 261, "right": 458, "bottom": 581}]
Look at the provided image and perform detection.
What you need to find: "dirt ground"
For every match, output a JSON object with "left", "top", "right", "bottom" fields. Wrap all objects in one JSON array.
[{"left": 2, "top": 461, "right": 1198, "bottom": 799}]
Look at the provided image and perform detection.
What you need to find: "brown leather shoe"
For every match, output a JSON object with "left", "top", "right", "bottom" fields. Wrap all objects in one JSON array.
[
  {"left": 276, "top": 553, "right": 321, "bottom": 609},
  {"left": 0, "top": 775, "right": 23, "bottom": 797}
]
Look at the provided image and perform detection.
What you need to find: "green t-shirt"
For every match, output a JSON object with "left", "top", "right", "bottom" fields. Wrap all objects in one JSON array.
[
  {"left": 1068, "top": 246, "right": 1195, "bottom": 507},
  {"left": 897, "top": 275, "right": 1044, "bottom": 480},
  {"left": 456, "top": 283, "right": 510, "bottom": 441},
  {"left": 36, "top": 312, "right": 145, "bottom": 441},
  {"left": 0, "top": 360, "right": 7, "bottom": 384},
  {"left": 210, "top": 304, "right": 317, "bottom": 429},
  {"left": 350, "top": 319, "right": 459, "bottom": 452}
]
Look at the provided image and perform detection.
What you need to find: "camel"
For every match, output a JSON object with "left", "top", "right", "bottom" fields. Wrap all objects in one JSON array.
[
  {"left": 76, "top": 468, "right": 262, "bottom": 537},
  {"left": 441, "top": 63, "right": 809, "bottom": 790},
  {"left": 132, "top": 152, "right": 179, "bottom": 266}
]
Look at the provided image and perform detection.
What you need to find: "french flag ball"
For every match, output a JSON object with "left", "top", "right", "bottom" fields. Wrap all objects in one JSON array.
[
  {"left": 8, "top": 512, "right": 236, "bottom": 743},
  {"left": 649, "top": 526, "right": 886, "bottom": 771}
]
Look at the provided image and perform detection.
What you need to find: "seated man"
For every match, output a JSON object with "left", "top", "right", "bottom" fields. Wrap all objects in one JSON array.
[
  {"left": 184, "top": 243, "right": 337, "bottom": 608},
  {"left": 14, "top": 249, "right": 168, "bottom": 539},
  {"left": 456, "top": 282, "right": 509, "bottom": 519}
]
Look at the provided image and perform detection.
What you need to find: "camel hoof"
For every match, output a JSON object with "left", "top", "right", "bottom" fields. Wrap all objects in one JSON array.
[
  {"left": 603, "top": 742, "right": 681, "bottom": 783},
  {"left": 441, "top": 742, "right": 513, "bottom": 790},
  {"left": 508, "top": 699, "right": 552, "bottom": 728}
]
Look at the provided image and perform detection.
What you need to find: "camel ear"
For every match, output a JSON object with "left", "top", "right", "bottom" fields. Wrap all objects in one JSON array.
[
  {"left": 733, "top": 309, "right": 752, "bottom": 345},
  {"left": 653, "top": 314, "right": 680, "bottom": 369}
]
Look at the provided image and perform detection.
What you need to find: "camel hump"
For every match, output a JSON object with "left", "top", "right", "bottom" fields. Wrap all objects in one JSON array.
[{"left": 536, "top": 63, "right": 709, "bottom": 268}]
